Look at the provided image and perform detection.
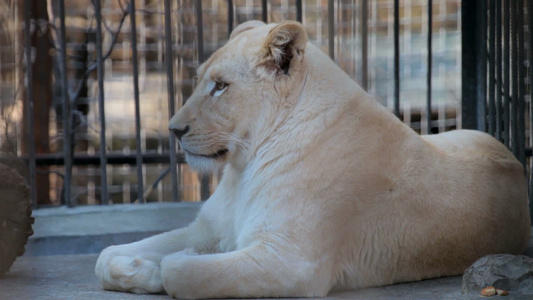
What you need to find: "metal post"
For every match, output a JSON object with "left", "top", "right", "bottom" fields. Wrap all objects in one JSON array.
[
  {"left": 488, "top": 0, "right": 496, "bottom": 136},
  {"left": 361, "top": 0, "right": 368, "bottom": 91},
  {"left": 195, "top": 0, "right": 209, "bottom": 200},
  {"left": 58, "top": 0, "right": 72, "bottom": 206},
  {"left": 393, "top": 0, "right": 400, "bottom": 118},
  {"left": 94, "top": 0, "right": 108, "bottom": 204},
  {"left": 503, "top": 0, "right": 510, "bottom": 147},
  {"left": 262, "top": 0, "right": 267, "bottom": 23},
  {"left": 517, "top": 0, "right": 525, "bottom": 165},
  {"left": 228, "top": 0, "right": 234, "bottom": 36},
  {"left": 129, "top": 0, "right": 145, "bottom": 203},
  {"left": 296, "top": 0, "right": 302, "bottom": 23},
  {"left": 196, "top": 0, "right": 204, "bottom": 63},
  {"left": 527, "top": 0, "right": 533, "bottom": 223},
  {"left": 511, "top": 0, "right": 518, "bottom": 157},
  {"left": 477, "top": 1, "right": 487, "bottom": 133},
  {"left": 495, "top": 0, "right": 502, "bottom": 141},
  {"left": 426, "top": 0, "right": 432, "bottom": 134},
  {"left": 461, "top": 0, "right": 486, "bottom": 131},
  {"left": 164, "top": 0, "right": 179, "bottom": 202},
  {"left": 23, "top": 0, "right": 37, "bottom": 208},
  {"left": 328, "top": 0, "right": 334, "bottom": 60}
]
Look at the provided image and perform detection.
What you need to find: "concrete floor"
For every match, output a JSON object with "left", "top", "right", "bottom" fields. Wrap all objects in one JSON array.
[
  {"left": 3, "top": 203, "right": 531, "bottom": 300},
  {"left": 1, "top": 254, "right": 469, "bottom": 300}
]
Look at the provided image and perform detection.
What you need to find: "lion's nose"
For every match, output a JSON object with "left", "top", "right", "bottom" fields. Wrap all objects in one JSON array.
[{"left": 169, "top": 125, "right": 190, "bottom": 140}]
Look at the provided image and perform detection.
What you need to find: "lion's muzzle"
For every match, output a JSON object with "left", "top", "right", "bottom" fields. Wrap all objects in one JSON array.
[{"left": 169, "top": 124, "right": 190, "bottom": 141}]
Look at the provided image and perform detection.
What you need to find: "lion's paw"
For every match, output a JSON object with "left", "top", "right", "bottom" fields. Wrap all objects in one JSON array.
[{"left": 95, "top": 246, "right": 163, "bottom": 294}]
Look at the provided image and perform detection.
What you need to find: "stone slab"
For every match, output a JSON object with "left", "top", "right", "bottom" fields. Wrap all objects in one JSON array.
[{"left": 26, "top": 202, "right": 202, "bottom": 256}]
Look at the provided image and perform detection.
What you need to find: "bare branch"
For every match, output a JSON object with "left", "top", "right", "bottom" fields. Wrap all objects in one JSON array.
[{"left": 70, "top": 1, "right": 131, "bottom": 103}]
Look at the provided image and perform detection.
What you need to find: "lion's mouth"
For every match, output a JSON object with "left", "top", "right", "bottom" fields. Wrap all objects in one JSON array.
[{"left": 186, "top": 148, "right": 229, "bottom": 160}]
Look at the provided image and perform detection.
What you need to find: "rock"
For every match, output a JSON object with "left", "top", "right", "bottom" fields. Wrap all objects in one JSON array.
[
  {"left": 523, "top": 232, "right": 533, "bottom": 259},
  {"left": 0, "top": 163, "right": 34, "bottom": 276},
  {"left": 461, "top": 254, "right": 533, "bottom": 296}
]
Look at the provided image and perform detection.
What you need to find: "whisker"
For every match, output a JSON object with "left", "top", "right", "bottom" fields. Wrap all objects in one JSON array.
[{"left": 217, "top": 132, "right": 251, "bottom": 152}]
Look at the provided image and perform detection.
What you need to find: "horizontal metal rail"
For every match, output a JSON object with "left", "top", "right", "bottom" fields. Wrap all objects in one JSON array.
[{"left": 18, "top": 153, "right": 186, "bottom": 166}]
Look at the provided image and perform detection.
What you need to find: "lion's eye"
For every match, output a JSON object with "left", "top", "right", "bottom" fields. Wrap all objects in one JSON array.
[
  {"left": 215, "top": 81, "right": 228, "bottom": 91},
  {"left": 211, "top": 81, "right": 229, "bottom": 97}
]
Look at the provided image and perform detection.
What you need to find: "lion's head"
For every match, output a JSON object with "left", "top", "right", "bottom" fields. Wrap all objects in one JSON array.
[{"left": 169, "top": 21, "right": 309, "bottom": 173}]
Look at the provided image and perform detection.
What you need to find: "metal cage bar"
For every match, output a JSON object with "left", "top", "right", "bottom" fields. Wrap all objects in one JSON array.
[
  {"left": 495, "top": 0, "right": 502, "bottom": 142},
  {"left": 23, "top": 0, "right": 37, "bottom": 208},
  {"left": 27, "top": 152, "right": 185, "bottom": 166},
  {"left": 328, "top": 0, "right": 334, "bottom": 60},
  {"left": 94, "top": 0, "right": 109, "bottom": 204},
  {"left": 503, "top": 0, "right": 510, "bottom": 147},
  {"left": 296, "top": 0, "right": 302, "bottom": 23},
  {"left": 164, "top": 0, "right": 179, "bottom": 202},
  {"left": 511, "top": 0, "right": 518, "bottom": 158},
  {"left": 196, "top": 0, "right": 205, "bottom": 63},
  {"left": 228, "top": 0, "right": 234, "bottom": 35},
  {"left": 195, "top": 0, "right": 210, "bottom": 201},
  {"left": 361, "top": 0, "right": 368, "bottom": 91},
  {"left": 128, "top": 0, "right": 145, "bottom": 203},
  {"left": 262, "top": 0, "right": 268, "bottom": 23},
  {"left": 461, "top": 0, "right": 487, "bottom": 131},
  {"left": 516, "top": 0, "right": 525, "bottom": 165},
  {"left": 426, "top": 0, "right": 432, "bottom": 134},
  {"left": 393, "top": 0, "right": 400, "bottom": 118},
  {"left": 527, "top": 0, "right": 533, "bottom": 225},
  {"left": 488, "top": 0, "right": 496, "bottom": 136},
  {"left": 58, "top": 0, "right": 73, "bottom": 206}
]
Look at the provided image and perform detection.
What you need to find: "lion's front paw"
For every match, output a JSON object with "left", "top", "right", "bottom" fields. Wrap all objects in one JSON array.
[{"left": 95, "top": 246, "right": 163, "bottom": 294}]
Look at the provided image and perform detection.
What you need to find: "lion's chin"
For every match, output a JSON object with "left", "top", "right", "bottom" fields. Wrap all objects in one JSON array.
[{"left": 184, "top": 150, "right": 228, "bottom": 174}]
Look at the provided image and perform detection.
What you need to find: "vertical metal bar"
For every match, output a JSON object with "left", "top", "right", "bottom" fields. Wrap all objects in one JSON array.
[
  {"left": 228, "top": 0, "right": 234, "bottom": 36},
  {"left": 164, "top": 0, "right": 179, "bottom": 202},
  {"left": 393, "top": 0, "right": 400, "bottom": 118},
  {"left": 517, "top": 0, "right": 525, "bottom": 165},
  {"left": 195, "top": 0, "right": 209, "bottom": 200},
  {"left": 477, "top": 1, "right": 487, "bottom": 132},
  {"left": 495, "top": 0, "right": 502, "bottom": 141},
  {"left": 426, "top": 0, "right": 432, "bottom": 134},
  {"left": 196, "top": 0, "right": 204, "bottom": 63},
  {"left": 94, "top": 0, "right": 108, "bottom": 204},
  {"left": 511, "top": 0, "right": 518, "bottom": 157},
  {"left": 503, "top": 0, "right": 510, "bottom": 147},
  {"left": 129, "top": 0, "right": 145, "bottom": 203},
  {"left": 527, "top": 0, "right": 533, "bottom": 223},
  {"left": 328, "top": 0, "right": 334, "bottom": 60},
  {"left": 58, "top": 0, "right": 72, "bottom": 206},
  {"left": 262, "top": 0, "right": 267, "bottom": 23},
  {"left": 488, "top": 0, "right": 496, "bottom": 136},
  {"left": 23, "top": 0, "right": 37, "bottom": 208},
  {"left": 296, "top": 0, "right": 302, "bottom": 23},
  {"left": 361, "top": 0, "right": 368, "bottom": 91},
  {"left": 461, "top": 0, "right": 486, "bottom": 131}
]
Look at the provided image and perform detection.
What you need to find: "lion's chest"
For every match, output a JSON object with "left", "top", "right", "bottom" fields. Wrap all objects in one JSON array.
[{"left": 207, "top": 169, "right": 271, "bottom": 253}]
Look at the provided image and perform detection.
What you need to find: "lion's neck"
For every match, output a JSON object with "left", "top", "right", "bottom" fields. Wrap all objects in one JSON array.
[{"left": 231, "top": 44, "right": 415, "bottom": 174}]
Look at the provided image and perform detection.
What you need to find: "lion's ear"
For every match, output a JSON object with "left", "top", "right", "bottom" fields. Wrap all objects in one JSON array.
[
  {"left": 229, "top": 20, "right": 266, "bottom": 40},
  {"left": 258, "top": 21, "right": 308, "bottom": 75}
]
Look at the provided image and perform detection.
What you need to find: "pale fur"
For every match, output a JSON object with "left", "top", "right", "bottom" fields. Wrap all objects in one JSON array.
[{"left": 95, "top": 21, "right": 531, "bottom": 299}]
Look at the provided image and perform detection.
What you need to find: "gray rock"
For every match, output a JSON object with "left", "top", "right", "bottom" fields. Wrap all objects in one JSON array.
[{"left": 461, "top": 254, "right": 533, "bottom": 296}]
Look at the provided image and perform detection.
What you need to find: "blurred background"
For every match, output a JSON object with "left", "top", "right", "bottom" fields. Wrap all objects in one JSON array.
[{"left": 0, "top": 1, "right": 522, "bottom": 208}]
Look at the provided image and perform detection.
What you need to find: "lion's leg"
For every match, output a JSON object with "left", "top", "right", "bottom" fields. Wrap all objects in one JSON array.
[
  {"left": 95, "top": 218, "right": 214, "bottom": 294},
  {"left": 160, "top": 244, "right": 330, "bottom": 299}
]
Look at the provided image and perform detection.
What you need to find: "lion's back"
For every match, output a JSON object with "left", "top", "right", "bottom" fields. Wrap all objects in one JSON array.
[{"left": 421, "top": 129, "right": 519, "bottom": 164}]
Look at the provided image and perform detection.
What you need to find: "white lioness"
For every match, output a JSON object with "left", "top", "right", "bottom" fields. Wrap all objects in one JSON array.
[{"left": 95, "top": 21, "right": 531, "bottom": 299}]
